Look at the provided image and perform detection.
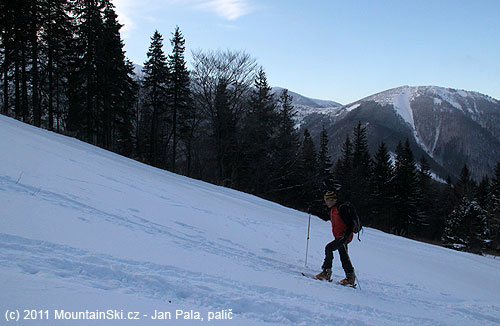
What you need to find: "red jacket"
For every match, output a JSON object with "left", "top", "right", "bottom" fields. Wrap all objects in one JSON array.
[{"left": 330, "top": 205, "right": 354, "bottom": 242}]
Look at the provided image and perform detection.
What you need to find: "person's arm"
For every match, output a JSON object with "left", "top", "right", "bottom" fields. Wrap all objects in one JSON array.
[
  {"left": 318, "top": 213, "right": 330, "bottom": 222},
  {"left": 309, "top": 206, "right": 330, "bottom": 222}
]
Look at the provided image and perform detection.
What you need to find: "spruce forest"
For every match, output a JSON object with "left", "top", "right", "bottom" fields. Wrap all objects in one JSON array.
[{"left": 1, "top": 0, "right": 499, "bottom": 255}]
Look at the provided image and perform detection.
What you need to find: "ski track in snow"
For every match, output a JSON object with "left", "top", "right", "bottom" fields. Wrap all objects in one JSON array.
[
  {"left": 0, "top": 175, "right": 297, "bottom": 276},
  {"left": 1, "top": 115, "right": 500, "bottom": 326},
  {"left": 4, "top": 232, "right": 497, "bottom": 326}
]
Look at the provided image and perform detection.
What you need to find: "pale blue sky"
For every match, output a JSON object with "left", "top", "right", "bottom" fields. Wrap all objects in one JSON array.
[{"left": 115, "top": 0, "right": 500, "bottom": 104}]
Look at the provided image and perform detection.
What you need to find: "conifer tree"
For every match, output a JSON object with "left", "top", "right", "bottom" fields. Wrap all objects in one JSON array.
[
  {"left": 443, "top": 198, "right": 488, "bottom": 253},
  {"left": 213, "top": 78, "right": 238, "bottom": 184},
  {"left": 276, "top": 89, "right": 298, "bottom": 151},
  {"left": 300, "top": 129, "right": 319, "bottom": 208},
  {"left": 97, "top": 3, "right": 137, "bottom": 154},
  {"left": 0, "top": 0, "right": 16, "bottom": 114},
  {"left": 417, "top": 155, "right": 432, "bottom": 191},
  {"left": 415, "top": 155, "right": 433, "bottom": 235},
  {"left": 2, "top": 0, "right": 73, "bottom": 126},
  {"left": 335, "top": 135, "right": 353, "bottom": 202},
  {"left": 454, "top": 164, "right": 477, "bottom": 202},
  {"left": 477, "top": 175, "right": 490, "bottom": 209},
  {"left": 68, "top": 0, "right": 106, "bottom": 142},
  {"left": 167, "top": 26, "right": 191, "bottom": 172},
  {"left": 487, "top": 162, "right": 500, "bottom": 251},
  {"left": 443, "top": 164, "right": 489, "bottom": 252},
  {"left": 351, "top": 121, "right": 373, "bottom": 220},
  {"left": 392, "top": 139, "right": 419, "bottom": 236},
  {"left": 3, "top": 0, "right": 32, "bottom": 121},
  {"left": 371, "top": 141, "right": 394, "bottom": 230},
  {"left": 41, "top": 0, "right": 74, "bottom": 131},
  {"left": 432, "top": 176, "right": 456, "bottom": 240},
  {"left": 270, "top": 89, "right": 300, "bottom": 206},
  {"left": 392, "top": 141, "right": 406, "bottom": 234},
  {"left": 318, "top": 125, "right": 334, "bottom": 188},
  {"left": 142, "top": 30, "right": 169, "bottom": 167},
  {"left": 30, "top": 0, "right": 42, "bottom": 127},
  {"left": 241, "top": 67, "right": 277, "bottom": 195}
]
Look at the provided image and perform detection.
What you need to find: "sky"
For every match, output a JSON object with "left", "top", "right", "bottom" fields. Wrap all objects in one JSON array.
[{"left": 114, "top": 0, "right": 500, "bottom": 105}]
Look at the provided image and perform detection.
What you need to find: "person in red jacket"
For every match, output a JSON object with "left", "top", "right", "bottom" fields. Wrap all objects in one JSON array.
[{"left": 315, "top": 190, "right": 356, "bottom": 286}]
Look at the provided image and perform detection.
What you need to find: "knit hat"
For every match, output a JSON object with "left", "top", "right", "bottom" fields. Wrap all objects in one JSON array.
[{"left": 324, "top": 191, "right": 337, "bottom": 201}]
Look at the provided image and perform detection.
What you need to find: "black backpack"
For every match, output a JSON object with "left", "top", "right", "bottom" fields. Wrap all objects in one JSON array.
[{"left": 340, "top": 201, "right": 363, "bottom": 241}]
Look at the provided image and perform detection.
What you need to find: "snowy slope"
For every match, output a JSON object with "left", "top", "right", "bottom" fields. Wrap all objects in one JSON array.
[{"left": 1, "top": 114, "right": 500, "bottom": 326}]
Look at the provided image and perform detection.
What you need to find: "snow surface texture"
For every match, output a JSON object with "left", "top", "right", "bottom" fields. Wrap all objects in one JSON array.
[{"left": 1, "top": 114, "right": 500, "bottom": 326}]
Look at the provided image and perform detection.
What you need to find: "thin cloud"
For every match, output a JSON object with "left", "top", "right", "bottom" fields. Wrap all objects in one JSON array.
[
  {"left": 114, "top": 0, "right": 160, "bottom": 38},
  {"left": 194, "top": 0, "right": 254, "bottom": 20},
  {"left": 114, "top": 0, "right": 255, "bottom": 38},
  {"left": 114, "top": 0, "right": 141, "bottom": 38}
]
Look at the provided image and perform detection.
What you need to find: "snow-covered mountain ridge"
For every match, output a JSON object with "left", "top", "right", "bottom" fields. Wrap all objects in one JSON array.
[
  {"left": 363, "top": 85, "right": 497, "bottom": 107},
  {"left": 300, "top": 85, "right": 500, "bottom": 180},
  {"left": 271, "top": 87, "right": 342, "bottom": 109},
  {"left": 1, "top": 114, "right": 500, "bottom": 325},
  {"left": 360, "top": 85, "right": 498, "bottom": 128},
  {"left": 270, "top": 87, "right": 343, "bottom": 128}
]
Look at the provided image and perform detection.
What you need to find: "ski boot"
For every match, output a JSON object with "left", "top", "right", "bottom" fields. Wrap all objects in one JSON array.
[
  {"left": 339, "top": 272, "right": 356, "bottom": 286},
  {"left": 315, "top": 268, "right": 332, "bottom": 281}
]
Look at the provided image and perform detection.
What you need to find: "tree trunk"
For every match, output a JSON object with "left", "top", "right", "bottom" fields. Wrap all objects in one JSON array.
[
  {"left": 14, "top": 47, "right": 20, "bottom": 119},
  {"left": 47, "top": 3, "right": 54, "bottom": 131},
  {"left": 31, "top": 0, "right": 40, "bottom": 126},
  {"left": 21, "top": 43, "right": 28, "bottom": 122},
  {"left": 172, "top": 98, "right": 177, "bottom": 171},
  {"left": 2, "top": 40, "right": 9, "bottom": 115}
]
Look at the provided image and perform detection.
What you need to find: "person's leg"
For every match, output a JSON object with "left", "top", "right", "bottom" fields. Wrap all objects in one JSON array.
[
  {"left": 316, "top": 238, "right": 345, "bottom": 280},
  {"left": 338, "top": 244, "right": 354, "bottom": 274},
  {"left": 338, "top": 244, "right": 356, "bottom": 285},
  {"left": 322, "top": 238, "right": 344, "bottom": 269}
]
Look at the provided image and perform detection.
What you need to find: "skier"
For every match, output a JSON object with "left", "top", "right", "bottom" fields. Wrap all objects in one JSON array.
[{"left": 315, "top": 190, "right": 356, "bottom": 286}]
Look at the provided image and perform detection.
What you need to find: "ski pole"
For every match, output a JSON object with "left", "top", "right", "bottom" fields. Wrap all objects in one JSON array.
[
  {"left": 305, "top": 211, "right": 311, "bottom": 267},
  {"left": 356, "top": 273, "right": 362, "bottom": 290},
  {"left": 352, "top": 267, "right": 362, "bottom": 290}
]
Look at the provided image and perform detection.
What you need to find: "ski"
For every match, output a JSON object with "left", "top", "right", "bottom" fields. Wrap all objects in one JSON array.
[
  {"left": 339, "top": 282, "right": 357, "bottom": 289},
  {"left": 301, "top": 272, "right": 357, "bottom": 288},
  {"left": 301, "top": 272, "right": 330, "bottom": 281}
]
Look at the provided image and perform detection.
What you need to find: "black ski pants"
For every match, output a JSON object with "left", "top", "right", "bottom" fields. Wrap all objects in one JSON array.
[{"left": 322, "top": 237, "right": 354, "bottom": 274}]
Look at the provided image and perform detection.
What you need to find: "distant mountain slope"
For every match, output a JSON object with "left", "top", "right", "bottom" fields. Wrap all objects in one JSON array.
[
  {"left": 133, "top": 63, "right": 144, "bottom": 80},
  {"left": 300, "top": 86, "right": 500, "bottom": 180},
  {"left": 272, "top": 87, "right": 342, "bottom": 108},
  {"left": 271, "top": 87, "right": 343, "bottom": 127}
]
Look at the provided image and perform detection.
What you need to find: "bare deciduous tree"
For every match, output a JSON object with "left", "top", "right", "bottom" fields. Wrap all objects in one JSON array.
[{"left": 191, "top": 49, "right": 257, "bottom": 184}]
